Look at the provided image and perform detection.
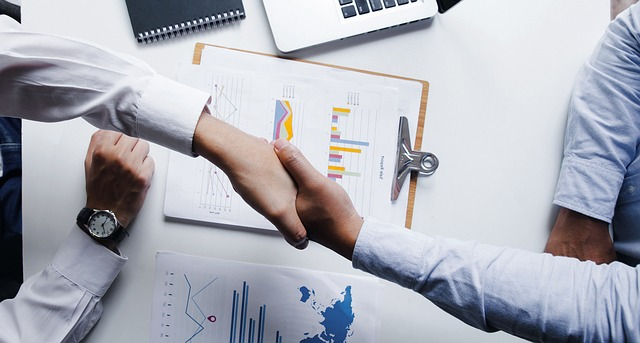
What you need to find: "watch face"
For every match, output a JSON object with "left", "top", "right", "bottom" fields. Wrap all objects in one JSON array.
[{"left": 87, "top": 211, "right": 118, "bottom": 239}]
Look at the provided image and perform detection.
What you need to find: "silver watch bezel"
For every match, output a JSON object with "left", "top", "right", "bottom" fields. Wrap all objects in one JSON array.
[{"left": 86, "top": 210, "right": 121, "bottom": 239}]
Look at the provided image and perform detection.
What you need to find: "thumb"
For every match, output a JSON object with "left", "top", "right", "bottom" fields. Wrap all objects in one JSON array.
[
  {"left": 272, "top": 209, "right": 309, "bottom": 250},
  {"left": 272, "top": 139, "right": 319, "bottom": 187}
]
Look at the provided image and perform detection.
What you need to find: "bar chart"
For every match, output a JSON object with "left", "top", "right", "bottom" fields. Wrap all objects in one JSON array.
[
  {"left": 325, "top": 106, "right": 377, "bottom": 215},
  {"left": 229, "top": 281, "right": 279, "bottom": 343}
]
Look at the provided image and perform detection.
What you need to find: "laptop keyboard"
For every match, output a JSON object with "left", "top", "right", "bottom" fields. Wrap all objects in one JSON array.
[{"left": 340, "top": 0, "right": 418, "bottom": 18}]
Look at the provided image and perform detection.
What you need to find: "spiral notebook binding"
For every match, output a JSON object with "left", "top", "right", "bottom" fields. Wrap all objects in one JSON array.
[{"left": 137, "top": 9, "right": 245, "bottom": 44}]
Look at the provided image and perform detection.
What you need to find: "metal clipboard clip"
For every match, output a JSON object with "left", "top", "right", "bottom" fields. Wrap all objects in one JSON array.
[{"left": 391, "top": 116, "right": 439, "bottom": 201}]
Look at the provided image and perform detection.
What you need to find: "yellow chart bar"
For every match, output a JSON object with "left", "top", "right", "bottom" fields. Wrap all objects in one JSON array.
[
  {"left": 332, "top": 107, "right": 351, "bottom": 116},
  {"left": 328, "top": 165, "right": 346, "bottom": 171},
  {"left": 330, "top": 146, "right": 361, "bottom": 153}
]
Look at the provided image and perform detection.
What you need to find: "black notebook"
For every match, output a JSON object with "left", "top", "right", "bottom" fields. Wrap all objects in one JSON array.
[{"left": 124, "top": 0, "right": 245, "bottom": 44}]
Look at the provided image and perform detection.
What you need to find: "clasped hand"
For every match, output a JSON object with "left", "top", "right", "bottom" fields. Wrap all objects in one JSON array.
[
  {"left": 85, "top": 130, "right": 155, "bottom": 229},
  {"left": 193, "top": 114, "right": 363, "bottom": 257}
]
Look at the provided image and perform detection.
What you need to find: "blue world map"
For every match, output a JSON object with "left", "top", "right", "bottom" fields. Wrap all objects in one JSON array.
[{"left": 298, "top": 285, "right": 355, "bottom": 343}]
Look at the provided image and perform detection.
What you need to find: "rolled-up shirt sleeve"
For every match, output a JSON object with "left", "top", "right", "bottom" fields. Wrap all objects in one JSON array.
[
  {"left": 0, "top": 15, "right": 209, "bottom": 155},
  {"left": 553, "top": 5, "right": 640, "bottom": 222}
]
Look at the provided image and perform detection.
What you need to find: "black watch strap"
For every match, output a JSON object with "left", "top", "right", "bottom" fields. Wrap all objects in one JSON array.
[
  {"left": 111, "top": 226, "right": 129, "bottom": 244},
  {"left": 76, "top": 207, "right": 94, "bottom": 228}
]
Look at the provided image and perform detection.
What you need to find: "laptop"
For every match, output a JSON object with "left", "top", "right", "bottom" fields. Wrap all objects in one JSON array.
[{"left": 262, "top": 0, "right": 461, "bottom": 53}]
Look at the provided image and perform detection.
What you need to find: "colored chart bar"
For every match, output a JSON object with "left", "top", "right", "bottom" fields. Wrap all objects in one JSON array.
[
  {"left": 328, "top": 170, "right": 361, "bottom": 177},
  {"left": 229, "top": 282, "right": 273, "bottom": 343},
  {"left": 327, "top": 106, "right": 369, "bottom": 180},
  {"left": 248, "top": 319, "right": 255, "bottom": 343},
  {"left": 329, "top": 153, "right": 342, "bottom": 163},
  {"left": 230, "top": 290, "right": 238, "bottom": 343},
  {"left": 328, "top": 173, "right": 344, "bottom": 180},
  {"left": 333, "top": 107, "right": 351, "bottom": 116},
  {"left": 239, "top": 282, "right": 248, "bottom": 342},
  {"left": 258, "top": 305, "right": 266, "bottom": 343},
  {"left": 331, "top": 138, "right": 370, "bottom": 146},
  {"left": 330, "top": 146, "right": 362, "bottom": 153}
]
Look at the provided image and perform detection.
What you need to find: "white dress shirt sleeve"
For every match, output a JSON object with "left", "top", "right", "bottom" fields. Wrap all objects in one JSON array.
[
  {"left": 352, "top": 217, "right": 640, "bottom": 341},
  {"left": 0, "top": 227, "right": 126, "bottom": 343},
  {"left": 0, "top": 15, "right": 210, "bottom": 155}
]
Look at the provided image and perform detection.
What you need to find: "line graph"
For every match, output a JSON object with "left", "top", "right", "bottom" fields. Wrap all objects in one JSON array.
[
  {"left": 184, "top": 275, "right": 218, "bottom": 343},
  {"left": 195, "top": 74, "right": 245, "bottom": 215},
  {"left": 197, "top": 159, "right": 233, "bottom": 211},
  {"left": 209, "top": 75, "right": 243, "bottom": 126}
]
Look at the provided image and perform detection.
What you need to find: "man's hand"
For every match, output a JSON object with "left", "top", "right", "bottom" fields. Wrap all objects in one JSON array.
[
  {"left": 273, "top": 139, "right": 363, "bottom": 260},
  {"left": 193, "top": 114, "right": 308, "bottom": 249},
  {"left": 85, "top": 130, "right": 155, "bottom": 228},
  {"left": 544, "top": 207, "right": 616, "bottom": 264}
]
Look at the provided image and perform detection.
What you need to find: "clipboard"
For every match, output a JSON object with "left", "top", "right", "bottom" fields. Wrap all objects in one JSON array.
[{"left": 192, "top": 43, "right": 432, "bottom": 229}]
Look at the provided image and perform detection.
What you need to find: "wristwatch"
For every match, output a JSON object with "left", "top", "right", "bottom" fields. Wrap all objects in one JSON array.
[{"left": 76, "top": 207, "right": 128, "bottom": 245}]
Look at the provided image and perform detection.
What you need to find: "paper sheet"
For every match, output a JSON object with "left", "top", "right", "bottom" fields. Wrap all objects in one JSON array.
[
  {"left": 149, "top": 251, "right": 382, "bottom": 342},
  {"left": 164, "top": 46, "right": 422, "bottom": 230}
]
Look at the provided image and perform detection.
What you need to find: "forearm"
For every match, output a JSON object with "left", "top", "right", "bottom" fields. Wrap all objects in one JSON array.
[
  {"left": 0, "top": 227, "right": 126, "bottom": 342},
  {"left": 0, "top": 16, "right": 209, "bottom": 155},
  {"left": 352, "top": 218, "right": 640, "bottom": 341},
  {"left": 545, "top": 207, "right": 615, "bottom": 263},
  {"left": 193, "top": 113, "right": 246, "bottom": 171}
]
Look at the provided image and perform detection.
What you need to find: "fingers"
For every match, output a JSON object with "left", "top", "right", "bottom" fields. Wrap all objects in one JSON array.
[
  {"left": 88, "top": 130, "right": 155, "bottom": 175},
  {"left": 86, "top": 130, "right": 123, "bottom": 166},
  {"left": 272, "top": 139, "right": 322, "bottom": 187}
]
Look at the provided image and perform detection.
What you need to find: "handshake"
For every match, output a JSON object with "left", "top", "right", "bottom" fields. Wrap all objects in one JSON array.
[{"left": 87, "top": 113, "right": 365, "bottom": 260}]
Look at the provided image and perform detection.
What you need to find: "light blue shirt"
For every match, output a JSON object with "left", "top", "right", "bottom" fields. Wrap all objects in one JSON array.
[
  {"left": 553, "top": 4, "right": 640, "bottom": 264},
  {"left": 354, "top": 218, "right": 640, "bottom": 341},
  {"left": 352, "top": 5, "right": 640, "bottom": 341}
]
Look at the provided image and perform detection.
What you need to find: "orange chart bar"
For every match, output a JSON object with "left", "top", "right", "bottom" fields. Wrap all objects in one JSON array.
[{"left": 329, "top": 146, "right": 361, "bottom": 153}]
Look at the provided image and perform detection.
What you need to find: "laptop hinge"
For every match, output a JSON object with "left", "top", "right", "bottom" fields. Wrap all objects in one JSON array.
[{"left": 436, "top": 0, "right": 463, "bottom": 13}]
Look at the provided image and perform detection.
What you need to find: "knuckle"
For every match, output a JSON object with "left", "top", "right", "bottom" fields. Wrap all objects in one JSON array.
[
  {"left": 90, "top": 130, "right": 104, "bottom": 141},
  {"left": 92, "top": 146, "right": 110, "bottom": 163},
  {"left": 133, "top": 173, "right": 151, "bottom": 189},
  {"left": 139, "top": 140, "right": 150, "bottom": 150}
]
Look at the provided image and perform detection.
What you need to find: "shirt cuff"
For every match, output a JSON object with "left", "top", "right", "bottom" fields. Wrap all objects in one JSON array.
[
  {"left": 136, "top": 74, "right": 210, "bottom": 156},
  {"left": 352, "top": 217, "right": 431, "bottom": 289},
  {"left": 51, "top": 227, "right": 127, "bottom": 297},
  {"left": 553, "top": 156, "right": 624, "bottom": 223}
]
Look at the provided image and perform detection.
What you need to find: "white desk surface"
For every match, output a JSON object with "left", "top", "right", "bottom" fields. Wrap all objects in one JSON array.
[{"left": 21, "top": 0, "right": 609, "bottom": 342}]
